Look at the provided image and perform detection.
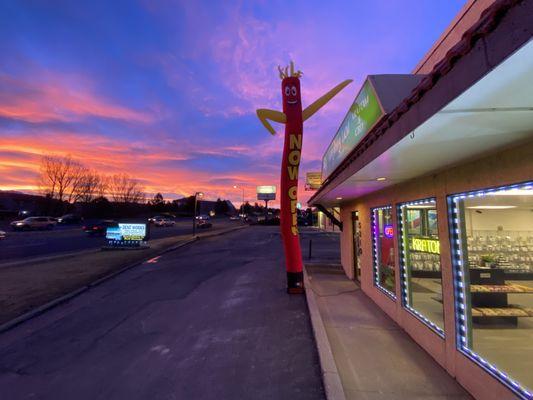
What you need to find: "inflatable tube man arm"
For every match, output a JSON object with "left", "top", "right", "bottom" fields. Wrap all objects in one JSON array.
[
  {"left": 302, "top": 79, "right": 353, "bottom": 121},
  {"left": 256, "top": 109, "right": 286, "bottom": 136}
]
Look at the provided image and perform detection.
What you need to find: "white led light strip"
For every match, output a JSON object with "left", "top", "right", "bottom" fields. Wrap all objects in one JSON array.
[
  {"left": 397, "top": 198, "right": 445, "bottom": 337},
  {"left": 449, "top": 181, "right": 533, "bottom": 400},
  {"left": 371, "top": 205, "right": 396, "bottom": 300}
]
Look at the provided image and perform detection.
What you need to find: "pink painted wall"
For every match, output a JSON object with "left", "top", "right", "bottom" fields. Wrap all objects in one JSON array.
[{"left": 337, "top": 140, "right": 533, "bottom": 400}]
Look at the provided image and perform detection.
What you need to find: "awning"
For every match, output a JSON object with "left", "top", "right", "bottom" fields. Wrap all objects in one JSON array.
[{"left": 310, "top": 0, "right": 532, "bottom": 207}]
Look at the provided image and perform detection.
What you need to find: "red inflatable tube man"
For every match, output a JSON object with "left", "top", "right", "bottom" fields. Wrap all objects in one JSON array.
[{"left": 257, "top": 62, "right": 352, "bottom": 293}]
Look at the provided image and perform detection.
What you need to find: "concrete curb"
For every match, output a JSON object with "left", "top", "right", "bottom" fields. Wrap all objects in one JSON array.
[
  {"left": 0, "top": 225, "right": 248, "bottom": 334},
  {"left": 303, "top": 266, "right": 346, "bottom": 400},
  {"left": 0, "top": 287, "right": 89, "bottom": 334}
]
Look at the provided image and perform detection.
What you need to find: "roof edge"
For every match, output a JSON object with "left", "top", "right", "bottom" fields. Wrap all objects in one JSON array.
[{"left": 309, "top": 0, "right": 525, "bottom": 206}]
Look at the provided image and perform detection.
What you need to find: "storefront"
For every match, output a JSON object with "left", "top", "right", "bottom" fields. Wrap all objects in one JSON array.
[{"left": 309, "top": 1, "right": 533, "bottom": 399}]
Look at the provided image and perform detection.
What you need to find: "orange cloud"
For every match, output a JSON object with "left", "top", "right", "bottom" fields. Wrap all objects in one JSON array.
[
  {"left": 0, "top": 131, "right": 292, "bottom": 206},
  {"left": 0, "top": 143, "right": 317, "bottom": 208},
  {"left": 0, "top": 73, "right": 153, "bottom": 123}
]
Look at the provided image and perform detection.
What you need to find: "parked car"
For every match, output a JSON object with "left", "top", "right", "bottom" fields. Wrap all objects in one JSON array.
[
  {"left": 197, "top": 220, "right": 212, "bottom": 229},
  {"left": 83, "top": 220, "right": 118, "bottom": 236},
  {"left": 57, "top": 214, "right": 83, "bottom": 225},
  {"left": 10, "top": 216, "right": 57, "bottom": 231},
  {"left": 0, "top": 230, "right": 6, "bottom": 239},
  {"left": 153, "top": 216, "right": 175, "bottom": 227}
]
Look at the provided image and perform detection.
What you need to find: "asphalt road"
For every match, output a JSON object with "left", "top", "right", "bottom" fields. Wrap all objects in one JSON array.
[
  {"left": 0, "top": 218, "right": 238, "bottom": 262},
  {"left": 0, "top": 226, "right": 324, "bottom": 400}
]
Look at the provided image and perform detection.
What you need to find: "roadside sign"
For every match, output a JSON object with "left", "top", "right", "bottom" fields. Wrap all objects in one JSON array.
[
  {"left": 257, "top": 185, "right": 276, "bottom": 201},
  {"left": 305, "top": 172, "right": 321, "bottom": 191},
  {"left": 106, "top": 223, "right": 148, "bottom": 247}
]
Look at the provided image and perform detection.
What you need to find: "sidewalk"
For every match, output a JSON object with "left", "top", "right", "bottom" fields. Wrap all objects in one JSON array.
[{"left": 300, "top": 230, "right": 471, "bottom": 400}]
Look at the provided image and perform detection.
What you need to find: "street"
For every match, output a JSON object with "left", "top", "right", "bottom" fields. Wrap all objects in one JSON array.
[
  {"left": 0, "top": 218, "right": 236, "bottom": 262},
  {"left": 0, "top": 226, "right": 324, "bottom": 400}
]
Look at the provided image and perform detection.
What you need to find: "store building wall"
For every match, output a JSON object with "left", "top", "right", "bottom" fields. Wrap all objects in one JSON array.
[{"left": 337, "top": 140, "right": 532, "bottom": 400}]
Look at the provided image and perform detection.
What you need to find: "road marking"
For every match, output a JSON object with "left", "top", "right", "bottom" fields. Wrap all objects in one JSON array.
[{"left": 144, "top": 256, "right": 161, "bottom": 264}]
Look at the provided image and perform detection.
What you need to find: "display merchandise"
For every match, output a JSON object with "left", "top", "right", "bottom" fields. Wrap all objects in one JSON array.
[{"left": 467, "top": 231, "right": 533, "bottom": 274}]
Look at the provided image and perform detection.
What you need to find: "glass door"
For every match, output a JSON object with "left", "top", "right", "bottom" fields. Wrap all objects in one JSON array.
[{"left": 352, "top": 211, "right": 362, "bottom": 281}]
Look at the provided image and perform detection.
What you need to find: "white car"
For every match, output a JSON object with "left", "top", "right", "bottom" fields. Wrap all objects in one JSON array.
[
  {"left": 153, "top": 217, "right": 175, "bottom": 227},
  {"left": 0, "top": 230, "right": 6, "bottom": 239},
  {"left": 10, "top": 217, "right": 57, "bottom": 231}
]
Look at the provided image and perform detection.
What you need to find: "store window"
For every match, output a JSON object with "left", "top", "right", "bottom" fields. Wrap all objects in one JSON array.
[
  {"left": 352, "top": 211, "right": 362, "bottom": 281},
  {"left": 449, "top": 182, "right": 533, "bottom": 398},
  {"left": 398, "top": 199, "right": 444, "bottom": 335},
  {"left": 371, "top": 206, "right": 396, "bottom": 298}
]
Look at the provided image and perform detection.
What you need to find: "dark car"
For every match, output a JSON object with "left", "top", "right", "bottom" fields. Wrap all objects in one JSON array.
[
  {"left": 57, "top": 214, "right": 83, "bottom": 225},
  {"left": 196, "top": 220, "right": 212, "bottom": 229},
  {"left": 83, "top": 220, "right": 118, "bottom": 236}
]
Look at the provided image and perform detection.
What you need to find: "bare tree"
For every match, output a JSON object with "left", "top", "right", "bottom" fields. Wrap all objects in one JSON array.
[
  {"left": 74, "top": 169, "right": 104, "bottom": 203},
  {"left": 66, "top": 164, "right": 88, "bottom": 203},
  {"left": 38, "top": 156, "right": 145, "bottom": 205},
  {"left": 39, "top": 155, "right": 84, "bottom": 203},
  {"left": 109, "top": 173, "right": 145, "bottom": 204},
  {"left": 96, "top": 174, "right": 109, "bottom": 199}
]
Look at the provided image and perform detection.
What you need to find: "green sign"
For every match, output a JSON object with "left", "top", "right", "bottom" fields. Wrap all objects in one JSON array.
[{"left": 322, "top": 80, "right": 383, "bottom": 179}]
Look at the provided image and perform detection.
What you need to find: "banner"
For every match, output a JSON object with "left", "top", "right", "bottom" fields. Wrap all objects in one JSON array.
[{"left": 322, "top": 79, "right": 383, "bottom": 180}]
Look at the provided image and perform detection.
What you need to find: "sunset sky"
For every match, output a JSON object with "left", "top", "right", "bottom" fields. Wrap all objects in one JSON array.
[{"left": 0, "top": 0, "right": 465, "bottom": 206}]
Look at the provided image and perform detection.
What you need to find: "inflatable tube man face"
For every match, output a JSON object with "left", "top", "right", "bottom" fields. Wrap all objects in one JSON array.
[
  {"left": 256, "top": 62, "right": 352, "bottom": 294},
  {"left": 282, "top": 77, "right": 301, "bottom": 108}
]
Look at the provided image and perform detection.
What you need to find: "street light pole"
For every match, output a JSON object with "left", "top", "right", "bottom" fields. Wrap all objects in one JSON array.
[
  {"left": 192, "top": 191, "right": 203, "bottom": 237},
  {"left": 233, "top": 185, "right": 245, "bottom": 216}
]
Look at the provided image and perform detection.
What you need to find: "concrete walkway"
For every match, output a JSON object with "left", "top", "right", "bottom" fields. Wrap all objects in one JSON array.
[{"left": 305, "top": 263, "right": 471, "bottom": 400}]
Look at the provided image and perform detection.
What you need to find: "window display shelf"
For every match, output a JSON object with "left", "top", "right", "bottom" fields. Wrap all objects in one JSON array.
[
  {"left": 469, "top": 268, "right": 533, "bottom": 325},
  {"left": 470, "top": 284, "right": 533, "bottom": 293},
  {"left": 472, "top": 306, "right": 533, "bottom": 318},
  {"left": 411, "top": 270, "right": 441, "bottom": 278}
]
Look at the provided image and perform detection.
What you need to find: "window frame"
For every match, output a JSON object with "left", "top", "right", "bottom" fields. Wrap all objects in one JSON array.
[
  {"left": 448, "top": 181, "right": 533, "bottom": 400},
  {"left": 371, "top": 205, "right": 397, "bottom": 300},
  {"left": 397, "top": 197, "right": 445, "bottom": 337}
]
